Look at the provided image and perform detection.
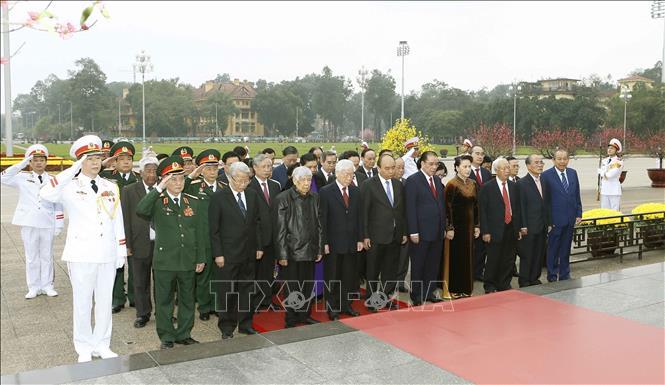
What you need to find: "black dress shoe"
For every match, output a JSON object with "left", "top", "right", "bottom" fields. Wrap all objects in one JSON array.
[
  {"left": 427, "top": 297, "right": 443, "bottom": 303},
  {"left": 343, "top": 308, "right": 359, "bottom": 317},
  {"left": 328, "top": 312, "right": 339, "bottom": 321},
  {"left": 284, "top": 323, "right": 295, "bottom": 328},
  {"left": 222, "top": 332, "right": 234, "bottom": 339},
  {"left": 112, "top": 305, "right": 123, "bottom": 314},
  {"left": 133, "top": 316, "right": 149, "bottom": 328},
  {"left": 238, "top": 327, "right": 258, "bottom": 335},
  {"left": 175, "top": 337, "right": 199, "bottom": 345},
  {"left": 160, "top": 341, "right": 174, "bottom": 349},
  {"left": 199, "top": 312, "right": 210, "bottom": 321},
  {"left": 303, "top": 317, "right": 320, "bottom": 325}
]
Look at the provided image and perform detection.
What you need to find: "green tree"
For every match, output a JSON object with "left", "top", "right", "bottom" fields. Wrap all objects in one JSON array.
[
  {"left": 365, "top": 70, "right": 396, "bottom": 139},
  {"left": 67, "top": 58, "right": 114, "bottom": 133}
]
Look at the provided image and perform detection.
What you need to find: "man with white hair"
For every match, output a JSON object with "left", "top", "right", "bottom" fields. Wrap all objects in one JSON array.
[
  {"left": 120, "top": 154, "right": 160, "bottom": 329},
  {"left": 274, "top": 166, "right": 324, "bottom": 328},
  {"left": 209, "top": 161, "right": 268, "bottom": 339},
  {"left": 39, "top": 135, "right": 126, "bottom": 362},
  {"left": 319, "top": 159, "right": 363, "bottom": 320},
  {"left": 478, "top": 157, "right": 521, "bottom": 293},
  {"left": 1, "top": 144, "right": 64, "bottom": 298}
]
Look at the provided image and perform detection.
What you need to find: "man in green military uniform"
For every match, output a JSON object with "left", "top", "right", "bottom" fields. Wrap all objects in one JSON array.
[
  {"left": 173, "top": 146, "right": 196, "bottom": 175},
  {"left": 184, "top": 149, "right": 225, "bottom": 321},
  {"left": 100, "top": 141, "right": 140, "bottom": 313},
  {"left": 136, "top": 156, "right": 207, "bottom": 349}
]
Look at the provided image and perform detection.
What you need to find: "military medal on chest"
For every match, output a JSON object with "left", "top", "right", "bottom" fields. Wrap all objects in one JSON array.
[{"left": 98, "top": 190, "right": 119, "bottom": 219}]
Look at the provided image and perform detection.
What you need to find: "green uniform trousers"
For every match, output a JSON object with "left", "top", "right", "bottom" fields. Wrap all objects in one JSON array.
[{"left": 154, "top": 269, "right": 195, "bottom": 343}]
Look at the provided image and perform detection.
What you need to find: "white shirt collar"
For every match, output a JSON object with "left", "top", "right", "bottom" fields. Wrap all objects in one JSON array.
[
  {"left": 420, "top": 169, "right": 433, "bottom": 180},
  {"left": 335, "top": 180, "right": 348, "bottom": 193},
  {"left": 255, "top": 175, "right": 268, "bottom": 184},
  {"left": 142, "top": 180, "right": 155, "bottom": 192},
  {"left": 529, "top": 172, "right": 541, "bottom": 180},
  {"left": 78, "top": 173, "right": 100, "bottom": 185},
  {"left": 167, "top": 191, "right": 181, "bottom": 202},
  {"left": 230, "top": 186, "right": 244, "bottom": 198},
  {"left": 378, "top": 174, "right": 390, "bottom": 186}
]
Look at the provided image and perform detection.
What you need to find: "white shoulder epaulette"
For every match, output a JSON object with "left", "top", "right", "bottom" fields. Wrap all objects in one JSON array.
[{"left": 183, "top": 193, "right": 198, "bottom": 199}]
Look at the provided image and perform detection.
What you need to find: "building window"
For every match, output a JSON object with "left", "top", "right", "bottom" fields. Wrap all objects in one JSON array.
[{"left": 241, "top": 111, "right": 249, "bottom": 120}]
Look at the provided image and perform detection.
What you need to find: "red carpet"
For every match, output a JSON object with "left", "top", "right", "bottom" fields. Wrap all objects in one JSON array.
[
  {"left": 341, "top": 290, "right": 665, "bottom": 384},
  {"left": 252, "top": 290, "right": 409, "bottom": 333}
]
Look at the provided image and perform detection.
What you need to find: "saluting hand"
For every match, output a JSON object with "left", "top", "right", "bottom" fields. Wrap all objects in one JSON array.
[
  {"left": 158, "top": 174, "right": 172, "bottom": 190},
  {"left": 189, "top": 164, "right": 206, "bottom": 179},
  {"left": 102, "top": 155, "right": 118, "bottom": 168}
]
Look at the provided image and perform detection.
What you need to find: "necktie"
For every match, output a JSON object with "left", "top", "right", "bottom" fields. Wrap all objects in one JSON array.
[
  {"left": 261, "top": 182, "right": 270, "bottom": 204},
  {"left": 607, "top": 158, "right": 611, "bottom": 165},
  {"left": 475, "top": 168, "right": 483, "bottom": 186},
  {"left": 342, "top": 186, "right": 349, "bottom": 208},
  {"left": 237, "top": 192, "right": 246, "bottom": 217},
  {"left": 90, "top": 179, "right": 98, "bottom": 193},
  {"left": 38, "top": 175, "right": 43, "bottom": 184},
  {"left": 429, "top": 176, "right": 437, "bottom": 199},
  {"left": 148, "top": 186, "right": 154, "bottom": 192},
  {"left": 385, "top": 180, "right": 394, "bottom": 207},
  {"left": 534, "top": 176, "right": 542, "bottom": 198},
  {"left": 173, "top": 197, "right": 179, "bottom": 207},
  {"left": 368, "top": 170, "right": 372, "bottom": 179},
  {"left": 122, "top": 173, "right": 127, "bottom": 181},
  {"left": 561, "top": 171, "right": 569, "bottom": 192},
  {"left": 502, "top": 181, "right": 511, "bottom": 224}
]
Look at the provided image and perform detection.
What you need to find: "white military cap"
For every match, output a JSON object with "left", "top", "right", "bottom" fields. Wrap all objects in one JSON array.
[
  {"left": 25, "top": 144, "right": 48, "bottom": 158},
  {"left": 463, "top": 139, "right": 473, "bottom": 147},
  {"left": 405, "top": 136, "right": 420, "bottom": 149},
  {"left": 609, "top": 138, "right": 622, "bottom": 153},
  {"left": 70, "top": 135, "right": 103, "bottom": 159}
]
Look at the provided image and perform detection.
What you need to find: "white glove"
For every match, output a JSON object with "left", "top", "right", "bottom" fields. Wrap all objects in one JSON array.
[
  {"left": 54, "top": 228, "right": 63, "bottom": 237},
  {"left": 597, "top": 168, "right": 603, "bottom": 176},
  {"left": 19, "top": 156, "right": 32, "bottom": 168},
  {"left": 115, "top": 257, "right": 125, "bottom": 269}
]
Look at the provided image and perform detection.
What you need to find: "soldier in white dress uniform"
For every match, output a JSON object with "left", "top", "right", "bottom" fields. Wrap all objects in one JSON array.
[
  {"left": 39, "top": 135, "right": 127, "bottom": 363},
  {"left": 1, "top": 144, "right": 64, "bottom": 299},
  {"left": 401, "top": 136, "right": 421, "bottom": 180},
  {"left": 598, "top": 138, "right": 624, "bottom": 211}
]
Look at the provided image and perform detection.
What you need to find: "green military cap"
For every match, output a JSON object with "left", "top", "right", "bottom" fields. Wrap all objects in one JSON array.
[
  {"left": 101, "top": 140, "right": 114, "bottom": 154},
  {"left": 157, "top": 155, "right": 185, "bottom": 177},
  {"left": 195, "top": 149, "right": 221, "bottom": 166},
  {"left": 173, "top": 146, "right": 194, "bottom": 161},
  {"left": 110, "top": 141, "right": 136, "bottom": 158}
]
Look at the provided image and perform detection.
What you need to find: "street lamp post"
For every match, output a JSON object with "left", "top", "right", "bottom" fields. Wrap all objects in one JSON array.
[
  {"left": 507, "top": 84, "right": 522, "bottom": 156},
  {"left": 396, "top": 41, "right": 410, "bottom": 121},
  {"left": 134, "top": 50, "right": 153, "bottom": 147},
  {"left": 357, "top": 66, "right": 368, "bottom": 141},
  {"left": 652, "top": 0, "right": 665, "bottom": 83},
  {"left": 69, "top": 101, "right": 73, "bottom": 140},
  {"left": 215, "top": 103, "right": 219, "bottom": 138},
  {"left": 620, "top": 87, "right": 632, "bottom": 150}
]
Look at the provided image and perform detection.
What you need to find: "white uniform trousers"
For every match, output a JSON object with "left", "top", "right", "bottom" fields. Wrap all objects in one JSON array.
[
  {"left": 20, "top": 226, "right": 55, "bottom": 292},
  {"left": 67, "top": 261, "right": 115, "bottom": 355},
  {"left": 600, "top": 195, "right": 621, "bottom": 212}
]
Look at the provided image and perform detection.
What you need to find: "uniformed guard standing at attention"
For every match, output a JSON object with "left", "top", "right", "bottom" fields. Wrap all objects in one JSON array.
[
  {"left": 1, "top": 144, "right": 65, "bottom": 298},
  {"left": 39, "top": 135, "right": 126, "bottom": 363},
  {"left": 173, "top": 146, "right": 196, "bottom": 175},
  {"left": 184, "top": 149, "right": 224, "bottom": 321},
  {"left": 598, "top": 138, "right": 624, "bottom": 211},
  {"left": 136, "top": 155, "right": 207, "bottom": 349},
  {"left": 101, "top": 141, "right": 140, "bottom": 313}
]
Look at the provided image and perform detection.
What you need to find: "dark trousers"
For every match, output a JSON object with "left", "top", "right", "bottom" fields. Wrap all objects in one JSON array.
[
  {"left": 546, "top": 224, "right": 574, "bottom": 282},
  {"left": 366, "top": 241, "right": 400, "bottom": 302},
  {"left": 154, "top": 269, "right": 195, "bottom": 343},
  {"left": 473, "top": 238, "right": 486, "bottom": 280},
  {"left": 195, "top": 251, "right": 213, "bottom": 315},
  {"left": 517, "top": 230, "right": 546, "bottom": 287},
  {"left": 214, "top": 261, "right": 254, "bottom": 335},
  {"left": 253, "top": 245, "right": 275, "bottom": 310},
  {"left": 484, "top": 223, "right": 517, "bottom": 293},
  {"left": 396, "top": 243, "right": 409, "bottom": 286},
  {"left": 282, "top": 260, "right": 314, "bottom": 326},
  {"left": 130, "top": 243, "right": 154, "bottom": 318},
  {"left": 324, "top": 251, "right": 357, "bottom": 314},
  {"left": 409, "top": 238, "right": 443, "bottom": 303}
]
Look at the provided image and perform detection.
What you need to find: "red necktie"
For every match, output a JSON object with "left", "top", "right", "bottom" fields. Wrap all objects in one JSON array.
[
  {"left": 261, "top": 182, "right": 270, "bottom": 204},
  {"left": 429, "top": 177, "right": 437, "bottom": 199},
  {"left": 475, "top": 168, "right": 483, "bottom": 186},
  {"left": 502, "top": 181, "right": 511, "bottom": 224},
  {"left": 342, "top": 187, "right": 349, "bottom": 208}
]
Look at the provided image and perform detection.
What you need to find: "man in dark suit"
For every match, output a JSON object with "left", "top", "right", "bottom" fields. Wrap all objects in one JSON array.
[
  {"left": 217, "top": 151, "right": 240, "bottom": 185},
  {"left": 507, "top": 156, "right": 521, "bottom": 183},
  {"left": 517, "top": 154, "right": 551, "bottom": 287},
  {"left": 355, "top": 148, "right": 378, "bottom": 185},
  {"left": 360, "top": 155, "right": 407, "bottom": 311},
  {"left": 247, "top": 154, "right": 281, "bottom": 311},
  {"left": 319, "top": 151, "right": 337, "bottom": 185},
  {"left": 121, "top": 155, "right": 159, "bottom": 328},
  {"left": 272, "top": 146, "right": 299, "bottom": 189},
  {"left": 469, "top": 145, "right": 492, "bottom": 282},
  {"left": 479, "top": 158, "right": 522, "bottom": 293},
  {"left": 541, "top": 149, "right": 582, "bottom": 282},
  {"left": 405, "top": 151, "right": 446, "bottom": 305},
  {"left": 320, "top": 159, "right": 363, "bottom": 319},
  {"left": 209, "top": 162, "right": 269, "bottom": 339}
]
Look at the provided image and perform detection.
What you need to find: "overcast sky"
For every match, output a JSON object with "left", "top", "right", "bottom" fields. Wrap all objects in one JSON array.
[{"left": 1, "top": 1, "right": 662, "bottom": 113}]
